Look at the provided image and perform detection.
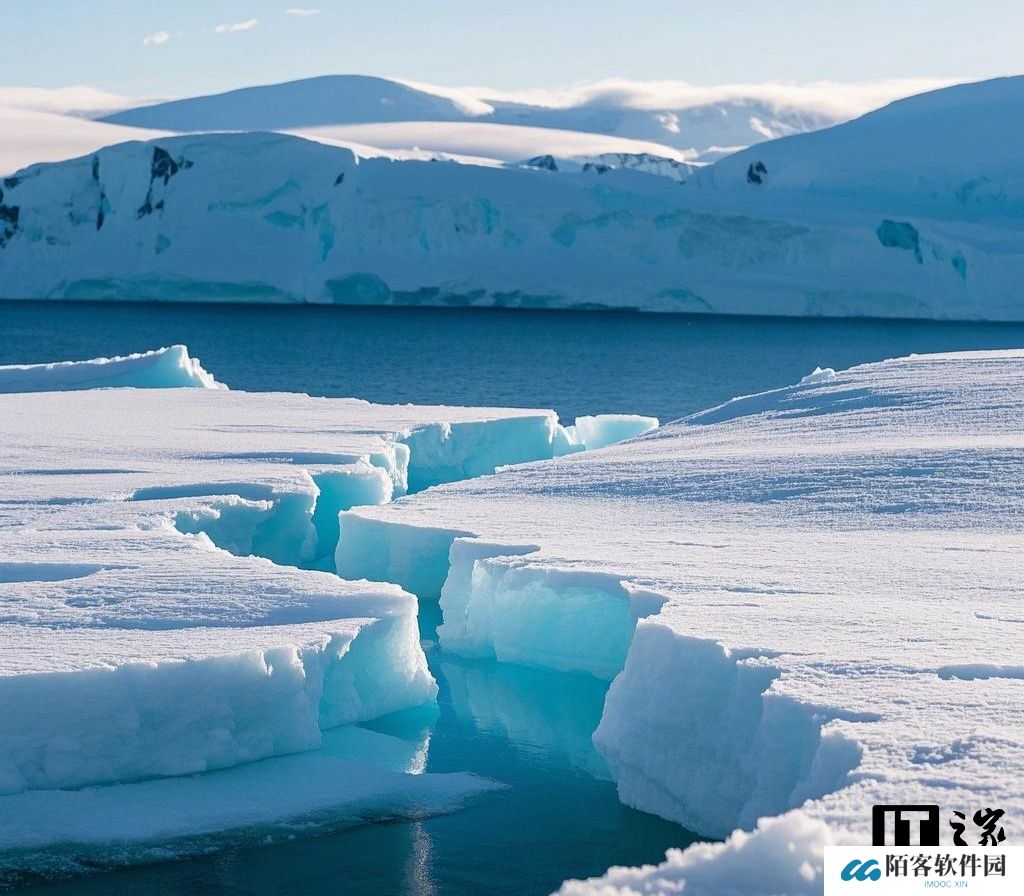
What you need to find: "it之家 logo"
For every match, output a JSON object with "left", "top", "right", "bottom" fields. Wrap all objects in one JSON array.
[
  {"left": 872, "top": 805, "right": 1007, "bottom": 847},
  {"left": 873, "top": 806, "right": 941, "bottom": 846}
]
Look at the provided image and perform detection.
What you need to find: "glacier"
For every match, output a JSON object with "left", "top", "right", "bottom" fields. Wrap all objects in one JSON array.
[
  {"left": 332, "top": 349, "right": 1024, "bottom": 893},
  {"left": 0, "top": 346, "right": 656, "bottom": 876},
  {"left": 2, "top": 76, "right": 1022, "bottom": 319}
]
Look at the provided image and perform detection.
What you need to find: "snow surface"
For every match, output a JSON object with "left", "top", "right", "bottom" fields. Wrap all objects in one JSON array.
[
  {"left": 4, "top": 75, "right": 1023, "bottom": 319},
  {"left": 557, "top": 810, "right": 828, "bottom": 896},
  {"left": 702, "top": 75, "right": 1024, "bottom": 209},
  {"left": 0, "top": 344, "right": 223, "bottom": 391},
  {"left": 335, "top": 350, "right": 1024, "bottom": 891}
]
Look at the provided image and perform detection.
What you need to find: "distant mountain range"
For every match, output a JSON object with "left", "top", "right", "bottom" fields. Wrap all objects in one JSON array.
[
  {"left": 98, "top": 74, "right": 855, "bottom": 162},
  {"left": 2, "top": 75, "right": 1021, "bottom": 320},
  {"left": 0, "top": 74, "right": 954, "bottom": 176}
]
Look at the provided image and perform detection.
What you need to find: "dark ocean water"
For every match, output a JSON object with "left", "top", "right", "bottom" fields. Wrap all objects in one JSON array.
[{"left": 4, "top": 300, "right": 1024, "bottom": 422}]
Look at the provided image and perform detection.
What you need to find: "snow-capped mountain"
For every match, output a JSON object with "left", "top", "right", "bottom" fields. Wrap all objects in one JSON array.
[
  {"left": 700, "top": 74, "right": 1024, "bottom": 207},
  {"left": 98, "top": 74, "right": 895, "bottom": 162},
  {"left": 2, "top": 77, "right": 1021, "bottom": 319},
  {"left": 101, "top": 75, "right": 488, "bottom": 131},
  {"left": 3, "top": 75, "right": 949, "bottom": 178}
]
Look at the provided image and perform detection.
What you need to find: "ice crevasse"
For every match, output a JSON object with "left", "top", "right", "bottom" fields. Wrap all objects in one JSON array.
[{"left": 0, "top": 346, "right": 658, "bottom": 870}]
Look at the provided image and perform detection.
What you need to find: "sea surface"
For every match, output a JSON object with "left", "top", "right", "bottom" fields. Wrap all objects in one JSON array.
[
  {"left": 5, "top": 300, "right": 1024, "bottom": 422},
  {"left": 6, "top": 300, "right": 1024, "bottom": 895}
]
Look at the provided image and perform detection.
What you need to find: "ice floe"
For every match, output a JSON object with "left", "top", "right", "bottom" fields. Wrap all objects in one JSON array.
[{"left": 0, "top": 727, "right": 498, "bottom": 879}]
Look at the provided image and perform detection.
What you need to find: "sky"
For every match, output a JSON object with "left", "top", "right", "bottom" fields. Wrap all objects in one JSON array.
[{"left": 2, "top": 0, "right": 1021, "bottom": 100}]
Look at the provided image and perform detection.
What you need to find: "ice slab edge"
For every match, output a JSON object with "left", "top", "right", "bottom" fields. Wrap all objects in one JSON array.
[
  {"left": 0, "top": 345, "right": 224, "bottom": 392},
  {"left": 0, "top": 729, "right": 500, "bottom": 880},
  {"left": 336, "top": 524, "right": 860, "bottom": 842},
  {"left": 190, "top": 413, "right": 657, "bottom": 571},
  {"left": 0, "top": 612, "right": 434, "bottom": 795}
]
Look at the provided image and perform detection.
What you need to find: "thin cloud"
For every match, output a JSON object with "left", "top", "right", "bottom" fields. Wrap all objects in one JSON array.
[
  {"left": 0, "top": 86, "right": 142, "bottom": 116},
  {"left": 458, "top": 77, "right": 963, "bottom": 121},
  {"left": 142, "top": 30, "right": 171, "bottom": 47},
  {"left": 285, "top": 8, "right": 321, "bottom": 15},
  {"left": 214, "top": 19, "right": 259, "bottom": 34}
]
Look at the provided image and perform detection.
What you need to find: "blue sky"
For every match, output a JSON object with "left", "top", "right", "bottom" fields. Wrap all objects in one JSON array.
[{"left": 3, "top": 0, "right": 1021, "bottom": 97}]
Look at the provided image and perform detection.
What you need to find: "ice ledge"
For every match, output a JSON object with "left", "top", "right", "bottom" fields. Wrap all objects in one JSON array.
[
  {"left": 0, "top": 344, "right": 224, "bottom": 392},
  {"left": 0, "top": 726, "right": 500, "bottom": 881}
]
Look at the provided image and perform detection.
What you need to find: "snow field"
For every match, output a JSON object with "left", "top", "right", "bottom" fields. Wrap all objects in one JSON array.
[
  {"left": 6, "top": 345, "right": 1021, "bottom": 894},
  {"left": 333, "top": 350, "right": 1024, "bottom": 893}
]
